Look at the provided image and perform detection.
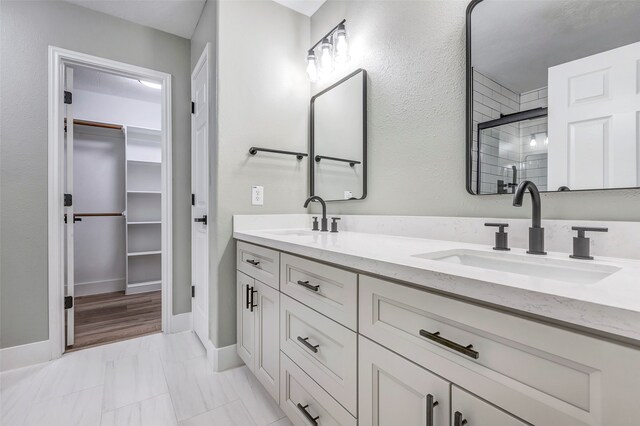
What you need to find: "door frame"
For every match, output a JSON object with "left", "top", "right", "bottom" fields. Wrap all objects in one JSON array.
[
  {"left": 190, "top": 43, "right": 211, "bottom": 348},
  {"left": 47, "top": 46, "right": 173, "bottom": 358}
]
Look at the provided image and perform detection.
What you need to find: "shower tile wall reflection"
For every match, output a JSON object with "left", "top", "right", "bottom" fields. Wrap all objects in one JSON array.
[{"left": 472, "top": 70, "right": 549, "bottom": 194}]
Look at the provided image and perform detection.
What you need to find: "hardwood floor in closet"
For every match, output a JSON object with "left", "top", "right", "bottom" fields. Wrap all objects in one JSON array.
[{"left": 68, "top": 291, "right": 161, "bottom": 351}]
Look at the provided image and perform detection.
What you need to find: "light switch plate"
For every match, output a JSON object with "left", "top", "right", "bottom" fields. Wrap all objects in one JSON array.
[
  {"left": 252, "top": 185, "right": 264, "bottom": 205},
  {"left": 344, "top": 190, "right": 353, "bottom": 199}
]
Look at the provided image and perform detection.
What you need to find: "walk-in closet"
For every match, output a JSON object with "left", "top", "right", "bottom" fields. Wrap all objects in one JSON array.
[{"left": 65, "top": 66, "right": 164, "bottom": 350}]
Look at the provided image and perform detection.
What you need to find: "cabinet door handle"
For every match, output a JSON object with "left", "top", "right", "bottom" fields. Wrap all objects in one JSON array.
[
  {"left": 296, "top": 403, "right": 319, "bottom": 425},
  {"left": 419, "top": 329, "right": 479, "bottom": 359},
  {"left": 426, "top": 394, "right": 439, "bottom": 426},
  {"left": 246, "top": 259, "right": 260, "bottom": 266},
  {"left": 296, "top": 280, "right": 320, "bottom": 292},
  {"left": 245, "top": 284, "right": 251, "bottom": 309},
  {"left": 297, "top": 336, "right": 319, "bottom": 353},
  {"left": 250, "top": 287, "right": 258, "bottom": 312},
  {"left": 454, "top": 411, "right": 468, "bottom": 426}
]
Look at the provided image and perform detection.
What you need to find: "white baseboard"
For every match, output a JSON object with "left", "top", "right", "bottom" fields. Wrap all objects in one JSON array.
[
  {"left": 0, "top": 340, "right": 51, "bottom": 372},
  {"left": 170, "top": 312, "right": 192, "bottom": 333},
  {"left": 205, "top": 341, "right": 244, "bottom": 372},
  {"left": 75, "top": 278, "right": 125, "bottom": 296}
]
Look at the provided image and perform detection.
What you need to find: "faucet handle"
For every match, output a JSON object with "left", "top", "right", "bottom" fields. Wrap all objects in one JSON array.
[
  {"left": 570, "top": 226, "right": 608, "bottom": 260},
  {"left": 312, "top": 216, "right": 319, "bottom": 231},
  {"left": 330, "top": 217, "right": 341, "bottom": 233},
  {"left": 485, "top": 223, "right": 510, "bottom": 251}
]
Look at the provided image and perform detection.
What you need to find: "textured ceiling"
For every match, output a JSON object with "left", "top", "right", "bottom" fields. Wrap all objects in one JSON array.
[
  {"left": 272, "top": 0, "right": 326, "bottom": 16},
  {"left": 74, "top": 66, "right": 162, "bottom": 104}
]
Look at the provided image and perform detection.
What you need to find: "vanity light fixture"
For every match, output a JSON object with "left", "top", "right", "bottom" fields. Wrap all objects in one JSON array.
[
  {"left": 139, "top": 80, "right": 161, "bottom": 90},
  {"left": 305, "top": 19, "right": 350, "bottom": 81}
]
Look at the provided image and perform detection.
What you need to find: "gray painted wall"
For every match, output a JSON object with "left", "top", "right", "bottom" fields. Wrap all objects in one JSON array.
[
  {"left": 310, "top": 0, "right": 640, "bottom": 221},
  {"left": 191, "top": 0, "right": 309, "bottom": 348},
  {"left": 0, "top": 1, "right": 192, "bottom": 349}
]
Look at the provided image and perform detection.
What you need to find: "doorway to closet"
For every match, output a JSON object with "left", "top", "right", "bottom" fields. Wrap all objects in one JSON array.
[
  {"left": 49, "top": 47, "right": 173, "bottom": 356},
  {"left": 66, "top": 66, "right": 163, "bottom": 351}
]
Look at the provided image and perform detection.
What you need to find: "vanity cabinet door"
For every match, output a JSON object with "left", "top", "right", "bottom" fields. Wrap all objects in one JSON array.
[
  {"left": 452, "top": 386, "right": 527, "bottom": 426},
  {"left": 253, "top": 279, "right": 280, "bottom": 402},
  {"left": 359, "top": 336, "right": 450, "bottom": 426},
  {"left": 237, "top": 271, "right": 255, "bottom": 370}
]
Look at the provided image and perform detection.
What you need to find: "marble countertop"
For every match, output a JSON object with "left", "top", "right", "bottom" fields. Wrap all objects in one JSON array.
[{"left": 234, "top": 227, "right": 640, "bottom": 342}]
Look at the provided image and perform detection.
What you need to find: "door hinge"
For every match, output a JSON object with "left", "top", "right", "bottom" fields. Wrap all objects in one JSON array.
[
  {"left": 191, "top": 102, "right": 195, "bottom": 114},
  {"left": 64, "top": 193, "right": 72, "bottom": 206},
  {"left": 191, "top": 194, "right": 195, "bottom": 206},
  {"left": 64, "top": 91, "right": 72, "bottom": 105},
  {"left": 191, "top": 285, "right": 195, "bottom": 297},
  {"left": 64, "top": 296, "right": 73, "bottom": 309}
]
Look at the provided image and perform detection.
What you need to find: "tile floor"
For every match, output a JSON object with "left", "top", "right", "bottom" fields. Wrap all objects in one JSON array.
[{"left": 0, "top": 331, "right": 292, "bottom": 426}]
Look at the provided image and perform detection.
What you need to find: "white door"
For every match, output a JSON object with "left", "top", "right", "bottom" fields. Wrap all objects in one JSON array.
[
  {"left": 64, "top": 65, "right": 75, "bottom": 347},
  {"left": 236, "top": 272, "right": 255, "bottom": 369},
  {"left": 191, "top": 45, "right": 210, "bottom": 346},
  {"left": 358, "top": 336, "right": 450, "bottom": 426},
  {"left": 548, "top": 41, "right": 640, "bottom": 190},
  {"left": 253, "top": 280, "right": 280, "bottom": 402}
]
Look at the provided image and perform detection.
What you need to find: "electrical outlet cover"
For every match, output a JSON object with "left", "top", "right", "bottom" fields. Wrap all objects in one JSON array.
[{"left": 252, "top": 185, "right": 264, "bottom": 205}]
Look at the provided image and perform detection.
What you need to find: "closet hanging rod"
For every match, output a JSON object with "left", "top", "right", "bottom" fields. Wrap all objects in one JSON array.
[
  {"left": 249, "top": 147, "right": 308, "bottom": 160},
  {"left": 73, "top": 213, "right": 124, "bottom": 217},
  {"left": 64, "top": 118, "right": 123, "bottom": 130},
  {"left": 314, "top": 155, "right": 361, "bottom": 167}
]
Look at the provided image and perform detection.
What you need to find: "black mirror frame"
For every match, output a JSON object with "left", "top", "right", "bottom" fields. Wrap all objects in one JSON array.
[
  {"left": 310, "top": 68, "right": 368, "bottom": 202},
  {"left": 466, "top": 0, "right": 484, "bottom": 195}
]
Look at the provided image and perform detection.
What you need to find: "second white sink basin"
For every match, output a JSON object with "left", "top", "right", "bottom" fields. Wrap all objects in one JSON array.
[{"left": 414, "top": 249, "right": 620, "bottom": 284}]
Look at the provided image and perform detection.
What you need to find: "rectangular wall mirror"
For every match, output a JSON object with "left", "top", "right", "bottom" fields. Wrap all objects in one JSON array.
[
  {"left": 310, "top": 68, "right": 367, "bottom": 201},
  {"left": 466, "top": 0, "right": 640, "bottom": 195}
]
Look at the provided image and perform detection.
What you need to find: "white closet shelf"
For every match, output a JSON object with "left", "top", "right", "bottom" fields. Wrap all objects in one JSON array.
[
  {"left": 128, "top": 250, "right": 161, "bottom": 257},
  {"left": 127, "top": 279, "right": 162, "bottom": 288},
  {"left": 128, "top": 221, "right": 161, "bottom": 225},
  {"left": 127, "top": 190, "right": 161, "bottom": 194}
]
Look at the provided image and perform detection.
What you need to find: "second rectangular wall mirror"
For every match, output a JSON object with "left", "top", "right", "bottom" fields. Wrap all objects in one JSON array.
[
  {"left": 467, "top": 0, "right": 640, "bottom": 195},
  {"left": 310, "top": 68, "right": 367, "bottom": 201}
]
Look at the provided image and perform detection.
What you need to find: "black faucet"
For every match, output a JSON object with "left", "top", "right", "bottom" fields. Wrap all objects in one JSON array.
[
  {"left": 513, "top": 180, "right": 546, "bottom": 255},
  {"left": 304, "top": 196, "right": 328, "bottom": 231}
]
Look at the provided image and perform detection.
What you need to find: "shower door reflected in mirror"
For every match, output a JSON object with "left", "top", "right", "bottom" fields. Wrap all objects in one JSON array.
[
  {"left": 310, "top": 69, "right": 367, "bottom": 201},
  {"left": 467, "top": 0, "right": 640, "bottom": 195}
]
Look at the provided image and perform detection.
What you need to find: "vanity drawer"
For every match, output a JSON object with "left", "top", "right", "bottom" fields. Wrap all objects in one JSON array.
[
  {"left": 280, "top": 253, "right": 357, "bottom": 330},
  {"left": 358, "top": 274, "right": 640, "bottom": 426},
  {"left": 280, "top": 294, "right": 357, "bottom": 416},
  {"left": 237, "top": 241, "right": 279, "bottom": 289},
  {"left": 280, "top": 352, "right": 357, "bottom": 426}
]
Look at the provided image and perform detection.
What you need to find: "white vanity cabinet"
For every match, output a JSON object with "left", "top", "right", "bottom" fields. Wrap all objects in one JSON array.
[
  {"left": 236, "top": 270, "right": 280, "bottom": 402},
  {"left": 236, "top": 240, "right": 640, "bottom": 426}
]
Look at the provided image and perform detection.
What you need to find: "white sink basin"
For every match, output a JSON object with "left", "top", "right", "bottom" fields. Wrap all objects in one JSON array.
[{"left": 414, "top": 249, "right": 620, "bottom": 284}]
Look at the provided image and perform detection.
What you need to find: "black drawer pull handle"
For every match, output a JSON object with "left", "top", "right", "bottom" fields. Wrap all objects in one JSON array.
[
  {"left": 454, "top": 411, "right": 468, "bottom": 426},
  {"left": 297, "top": 336, "right": 319, "bottom": 353},
  {"left": 296, "top": 403, "right": 319, "bottom": 425},
  {"left": 250, "top": 287, "right": 257, "bottom": 312},
  {"left": 419, "top": 329, "right": 479, "bottom": 359},
  {"left": 296, "top": 280, "right": 320, "bottom": 292},
  {"left": 245, "top": 284, "right": 251, "bottom": 309},
  {"left": 246, "top": 259, "right": 260, "bottom": 266},
  {"left": 426, "top": 394, "right": 439, "bottom": 426}
]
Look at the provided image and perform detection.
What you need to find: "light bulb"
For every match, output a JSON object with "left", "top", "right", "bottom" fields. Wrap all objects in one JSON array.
[
  {"left": 334, "top": 23, "right": 349, "bottom": 64},
  {"left": 544, "top": 135, "right": 548, "bottom": 145},
  {"left": 306, "top": 50, "right": 318, "bottom": 82},
  {"left": 319, "top": 38, "right": 333, "bottom": 75},
  {"left": 139, "top": 80, "right": 161, "bottom": 90},
  {"left": 530, "top": 135, "right": 537, "bottom": 147}
]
